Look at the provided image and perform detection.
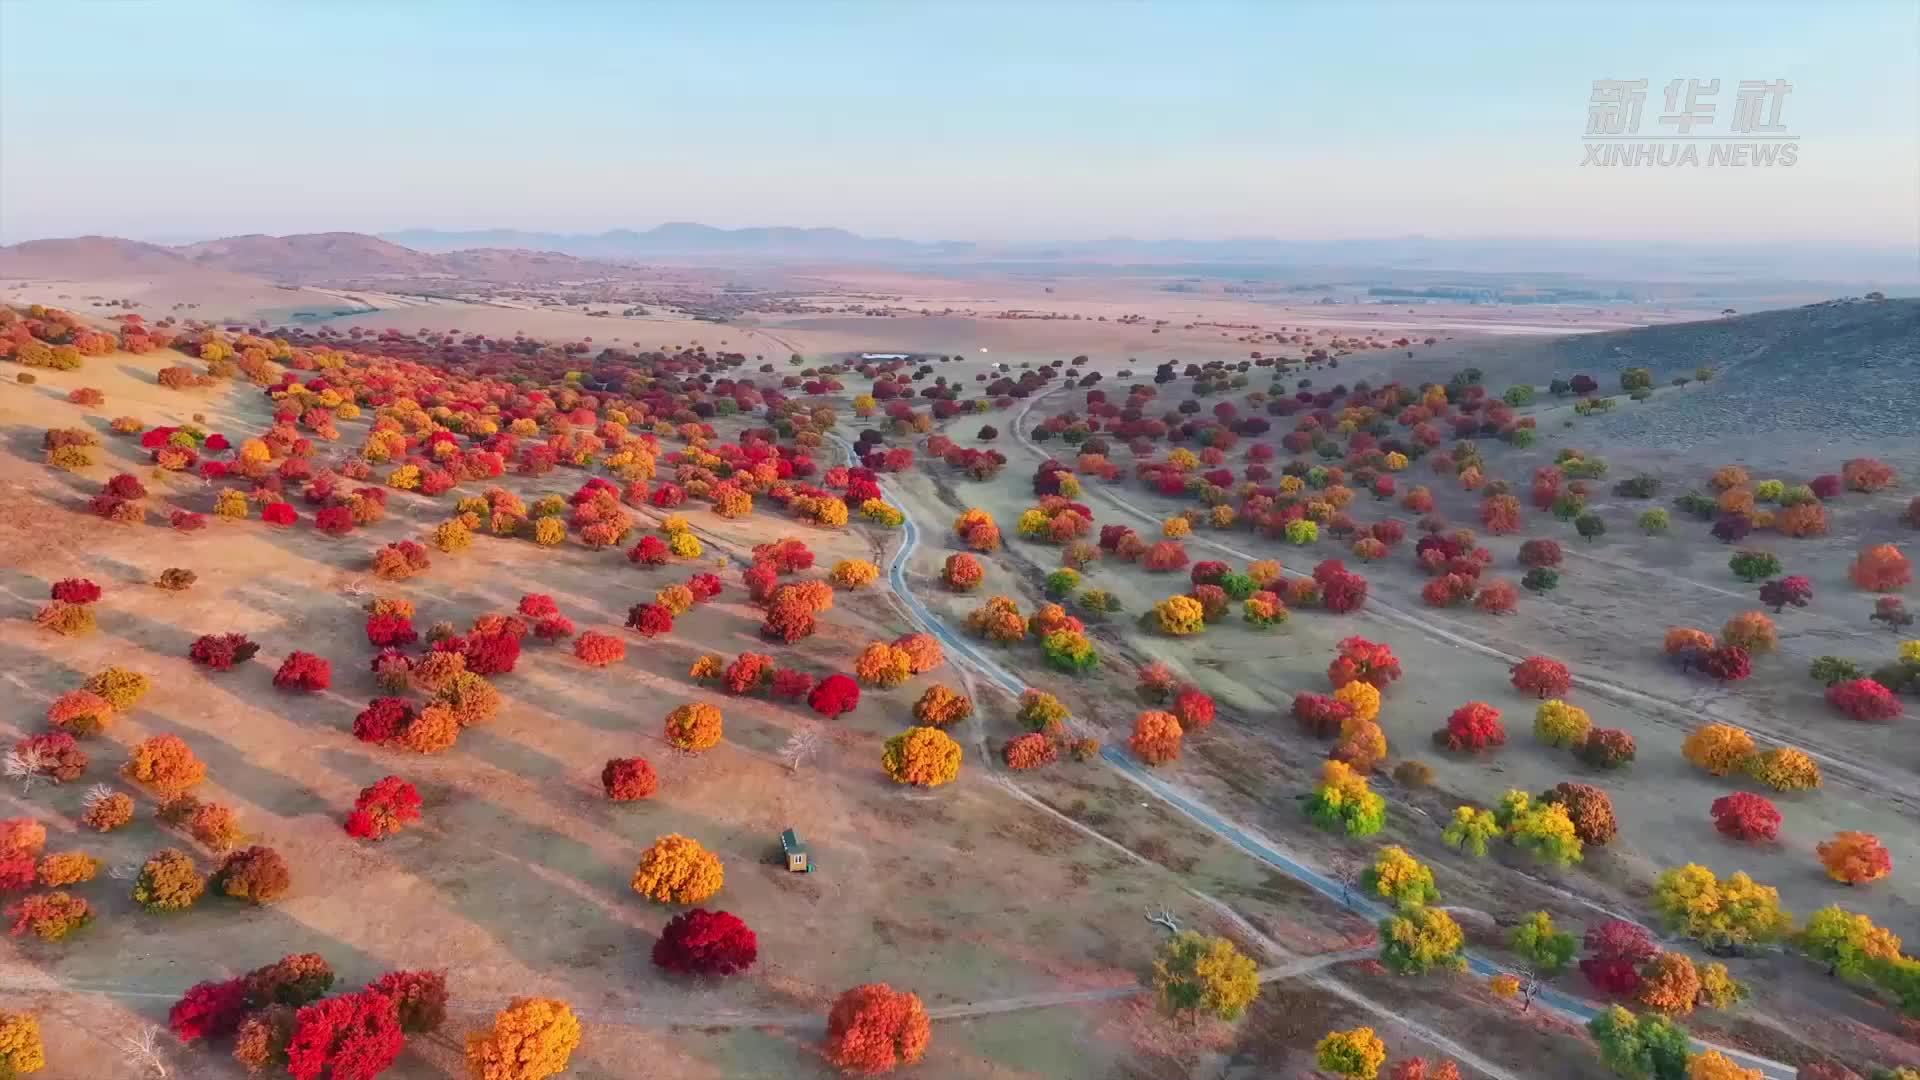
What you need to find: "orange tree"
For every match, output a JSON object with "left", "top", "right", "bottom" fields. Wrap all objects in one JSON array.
[
  {"left": 853, "top": 642, "right": 914, "bottom": 688},
  {"left": 1636, "top": 952, "right": 1701, "bottom": 1015},
  {"left": 631, "top": 834, "right": 724, "bottom": 904},
  {"left": 1817, "top": 832, "right": 1892, "bottom": 885},
  {"left": 892, "top": 633, "right": 943, "bottom": 674},
  {"left": 1851, "top": 544, "right": 1911, "bottom": 592},
  {"left": 965, "top": 597, "right": 1027, "bottom": 643},
  {"left": 465, "top": 996, "right": 582, "bottom": 1080},
  {"left": 941, "top": 553, "right": 984, "bottom": 591},
  {"left": 1663, "top": 627, "right": 1715, "bottom": 657},
  {"left": 1682, "top": 723, "right": 1756, "bottom": 776},
  {"left": 124, "top": 735, "right": 207, "bottom": 796},
  {"left": 1720, "top": 611, "right": 1777, "bottom": 653},
  {"left": 1128, "top": 711, "right": 1183, "bottom": 765},
  {"left": 911, "top": 685, "right": 973, "bottom": 728},
  {"left": 665, "top": 703, "right": 723, "bottom": 751},
  {"left": 823, "top": 983, "right": 929, "bottom": 1075}
]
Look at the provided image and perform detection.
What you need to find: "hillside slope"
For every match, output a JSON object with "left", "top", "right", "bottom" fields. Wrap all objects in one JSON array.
[
  {"left": 0, "top": 231, "right": 639, "bottom": 285},
  {"left": 1397, "top": 298, "right": 1920, "bottom": 458},
  {"left": 1575, "top": 298, "right": 1920, "bottom": 453},
  {"left": 0, "top": 236, "right": 193, "bottom": 277}
]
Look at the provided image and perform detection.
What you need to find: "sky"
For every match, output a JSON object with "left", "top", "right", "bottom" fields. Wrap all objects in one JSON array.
[{"left": 1, "top": 0, "right": 1915, "bottom": 252}]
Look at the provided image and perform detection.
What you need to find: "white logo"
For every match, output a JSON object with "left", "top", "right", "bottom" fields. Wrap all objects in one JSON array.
[{"left": 1583, "top": 77, "right": 1796, "bottom": 167}]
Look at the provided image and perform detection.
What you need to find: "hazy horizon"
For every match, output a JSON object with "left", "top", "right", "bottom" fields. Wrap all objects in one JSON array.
[{"left": 3, "top": 1, "right": 1916, "bottom": 254}]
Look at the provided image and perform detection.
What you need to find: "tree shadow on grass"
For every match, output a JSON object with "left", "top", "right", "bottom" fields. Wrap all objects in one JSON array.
[
  {"left": 0, "top": 423, "right": 99, "bottom": 500},
  {"left": 0, "top": 565, "right": 60, "bottom": 619},
  {"left": 450, "top": 726, "right": 574, "bottom": 784},
  {"left": 387, "top": 787, "right": 681, "bottom": 1014},
  {"left": 0, "top": 636, "right": 336, "bottom": 823}
]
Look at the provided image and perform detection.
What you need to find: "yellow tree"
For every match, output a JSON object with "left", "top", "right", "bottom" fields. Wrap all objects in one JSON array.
[
  {"left": 1653, "top": 865, "right": 1791, "bottom": 948},
  {"left": 1509, "top": 801, "right": 1583, "bottom": 868},
  {"left": 1315, "top": 1026, "right": 1387, "bottom": 1079},
  {"left": 1154, "top": 595, "right": 1206, "bottom": 636},
  {"left": 1362, "top": 846, "right": 1438, "bottom": 908},
  {"left": 1334, "top": 680, "right": 1381, "bottom": 723},
  {"left": 1688, "top": 1050, "right": 1762, "bottom": 1080},
  {"left": 881, "top": 727, "right": 962, "bottom": 787},
  {"left": 829, "top": 559, "right": 880, "bottom": 589},
  {"left": 1796, "top": 906, "right": 1902, "bottom": 979},
  {"left": 1696, "top": 962, "right": 1747, "bottom": 1009},
  {"left": 1379, "top": 906, "right": 1466, "bottom": 975},
  {"left": 1442, "top": 806, "right": 1500, "bottom": 857},
  {"left": 1152, "top": 931, "right": 1259, "bottom": 1021},
  {"left": 1533, "top": 699, "right": 1591, "bottom": 747},
  {"left": 1745, "top": 747, "right": 1821, "bottom": 792},
  {"left": 0, "top": 1010, "right": 45, "bottom": 1078}
]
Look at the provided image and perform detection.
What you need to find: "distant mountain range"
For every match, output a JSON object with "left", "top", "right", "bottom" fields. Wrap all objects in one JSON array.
[
  {"left": 382, "top": 222, "right": 979, "bottom": 260},
  {"left": 383, "top": 225, "right": 1916, "bottom": 283},
  {"left": 0, "top": 232, "right": 640, "bottom": 284},
  {"left": 2, "top": 224, "right": 1913, "bottom": 289}
]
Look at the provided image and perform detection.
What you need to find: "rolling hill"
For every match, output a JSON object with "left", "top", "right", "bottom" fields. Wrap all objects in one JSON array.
[
  {"left": 1400, "top": 297, "right": 1920, "bottom": 458},
  {"left": 0, "top": 231, "right": 640, "bottom": 285}
]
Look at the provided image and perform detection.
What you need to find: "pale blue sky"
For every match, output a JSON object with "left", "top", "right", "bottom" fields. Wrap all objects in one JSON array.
[{"left": 1, "top": 0, "right": 1914, "bottom": 248}]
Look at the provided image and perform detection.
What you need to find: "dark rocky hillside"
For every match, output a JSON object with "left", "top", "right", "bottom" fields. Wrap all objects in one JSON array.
[
  {"left": 1574, "top": 298, "right": 1918, "bottom": 451},
  {"left": 1400, "top": 298, "right": 1918, "bottom": 459}
]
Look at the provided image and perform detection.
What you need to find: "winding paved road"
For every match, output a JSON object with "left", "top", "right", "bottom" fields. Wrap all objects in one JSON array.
[
  {"left": 1009, "top": 390, "right": 1910, "bottom": 810},
  {"left": 831, "top": 428, "right": 1798, "bottom": 1079}
]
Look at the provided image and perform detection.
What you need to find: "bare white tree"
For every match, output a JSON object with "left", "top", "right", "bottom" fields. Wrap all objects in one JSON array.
[
  {"left": 1329, "top": 855, "right": 1361, "bottom": 908},
  {"left": 118, "top": 1025, "right": 170, "bottom": 1078},
  {"left": 1512, "top": 966, "right": 1542, "bottom": 1013},
  {"left": 778, "top": 725, "right": 823, "bottom": 773},
  {"left": 1146, "top": 908, "right": 1181, "bottom": 935},
  {"left": 4, "top": 746, "right": 53, "bottom": 793}
]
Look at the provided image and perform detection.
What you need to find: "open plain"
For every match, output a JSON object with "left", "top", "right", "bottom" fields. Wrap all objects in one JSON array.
[{"left": 0, "top": 244, "right": 1915, "bottom": 1080}]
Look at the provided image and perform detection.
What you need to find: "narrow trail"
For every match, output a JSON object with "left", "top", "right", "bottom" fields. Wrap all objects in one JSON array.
[
  {"left": 853, "top": 414, "right": 1798, "bottom": 1078},
  {"left": 1010, "top": 391, "right": 1917, "bottom": 813}
]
